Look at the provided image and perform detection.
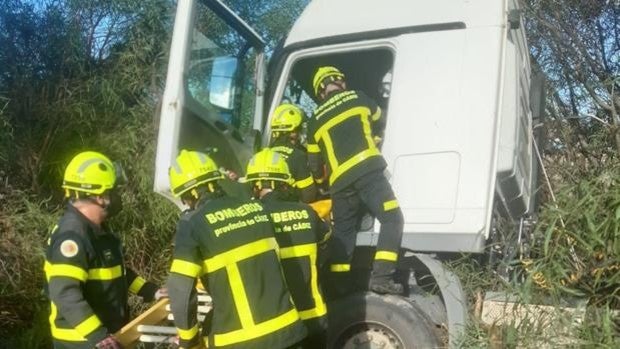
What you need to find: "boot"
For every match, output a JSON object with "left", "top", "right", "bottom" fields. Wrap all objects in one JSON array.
[
  {"left": 369, "top": 276, "right": 404, "bottom": 295},
  {"left": 369, "top": 260, "right": 404, "bottom": 295}
]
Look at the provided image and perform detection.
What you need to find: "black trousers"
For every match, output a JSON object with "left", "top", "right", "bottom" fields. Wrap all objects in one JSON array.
[
  {"left": 328, "top": 170, "right": 404, "bottom": 278},
  {"left": 53, "top": 340, "right": 93, "bottom": 349}
]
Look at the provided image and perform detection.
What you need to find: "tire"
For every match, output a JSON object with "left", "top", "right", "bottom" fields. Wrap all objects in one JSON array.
[{"left": 328, "top": 292, "right": 442, "bottom": 349}]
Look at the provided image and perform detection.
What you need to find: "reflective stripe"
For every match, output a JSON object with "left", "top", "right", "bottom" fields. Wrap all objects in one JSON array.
[
  {"left": 129, "top": 276, "right": 146, "bottom": 294},
  {"left": 202, "top": 237, "right": 294, "bottom": 346},
  {"left": 306, "top": 250, "right": 327, "bottom": 319},
  {"left": 330, "top": 264, "right": 351, "bottom": 272},
  {"left": 213, "top": 308, "right": 300, "bottom": 347},
  {"left": 329, "top": 148, "right": 380, "bottom": 185},
  {"left": 371, "top": 107, "right": 382, "bottom": 121},
  {"left": 375, "top": 250, "right": 398, "bottom": 262},
  {"left": 294, "top": 175, "right": 314, "bottom": 189},
  {"left": 47, "top": 225, "right": 59, "bottom": 245},
  {"left": 49, "top": 302, "right": 101, "bottom": 341},
  {"left": 314, "top": 106, "right": 372, "bottom": 145},
  {"left": 383, "top": 200, "right": 399, "bottom": 211},
  {"left": 74, "top": 314, "right": 103, "bottom": 337},
  {"left": 279, "top": 243, "right": 316, "bottom": 259},
  {"left": 171, "top": 259, "right": 203, "bottom": 278},
  {"left": 226, "top": 263, "right": 255, "bottom": 328},
  {"left": 45, "top": 261, "right": 88, "bottom": 282},
  {"left": 177, "top": 324, "right": 199, "bottom": 340},
  {"left": 280, "top": 243, "right": 328, "bottom": 320},
  {"left": 314, "top": 106, "right": 380, "bottom": 185},
  {"left": 299, "top": 302, "right": 327, "bottom": 320},
  {"left": 320, "top": 132, "right": 339, "bottom": 175},
  {"left": 88, "top": 265, "right": 122, "bottom": 280},
  {"left": 49, "top": 302, "right": 86, "bottom": 341},
  {"left": 307, "top": 143, "right": 320, "bottom": 153},
  {"left": 203, "top": 238, "right": 278, "bottom": 272}
]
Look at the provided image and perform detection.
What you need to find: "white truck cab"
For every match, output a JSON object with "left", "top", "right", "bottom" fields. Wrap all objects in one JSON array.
[{"left": 155, "top": 0, "right": 542, "bottom": 347}]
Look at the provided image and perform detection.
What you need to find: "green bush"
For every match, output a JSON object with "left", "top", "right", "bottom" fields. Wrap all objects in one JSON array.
[{"left": 453, "top": 163, "right": 620, "bottom": 348}]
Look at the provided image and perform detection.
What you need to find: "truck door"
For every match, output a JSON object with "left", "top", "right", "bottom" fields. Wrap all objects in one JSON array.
[{"left": 154, "top": 0, "right": 265, "bottom": 203}]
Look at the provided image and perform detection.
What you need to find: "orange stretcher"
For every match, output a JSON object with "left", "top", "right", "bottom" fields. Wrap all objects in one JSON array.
[{"left": 309, "top": 199, "right": 332, "bottom": 220}]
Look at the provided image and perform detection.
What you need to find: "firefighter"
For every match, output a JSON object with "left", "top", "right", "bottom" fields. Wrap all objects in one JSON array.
[
  {"left": 167, "top": 150, "right": 307, "bottom": 349},
  {"left": 242, "top": 148, "right": 329, "bottom": 348},
  {"left": 44, "top": 151, "right": 164, "bottom": 349},
  {"left": 269, "top": 103, "right": 317, "bottom": 203},
  {"left": 308, "top": 66, "right": 405, "bottom": 295}
]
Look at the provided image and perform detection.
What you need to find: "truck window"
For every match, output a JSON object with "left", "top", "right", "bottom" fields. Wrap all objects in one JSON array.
[{"left": 187, "top": 2, "right": 257, "bottom": 138}]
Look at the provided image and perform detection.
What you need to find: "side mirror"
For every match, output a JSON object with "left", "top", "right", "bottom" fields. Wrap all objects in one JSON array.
[{"left": 209, "top": 56, "right": 239, "bottom": 110}]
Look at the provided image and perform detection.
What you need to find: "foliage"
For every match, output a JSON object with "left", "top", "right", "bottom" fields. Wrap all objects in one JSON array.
[
  {"left": 0, "top": 0, "right": 176, "bottom": 345},
  {"left": 0, "top": 0, "right": 617, "bottom": 347},
  {"left": 530, "top": 162, "right": 619, "bottom": 306},
  {"left": 524, "top": 0, "right": 620, "bottom": 157},
  {"left": 0, "top": 0, "right": 307, "bottom": 346}
]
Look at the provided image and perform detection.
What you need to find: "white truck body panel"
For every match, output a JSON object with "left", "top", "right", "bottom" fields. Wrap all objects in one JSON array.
[
  {"left": 155, "top": 0, "right": 536, "bottom": 253},
  {"left": 268, "top": 0, "right": 534, "bottom": 252},
  {"left": 285, "top": 0, "right": 504, "bottom": 46}
]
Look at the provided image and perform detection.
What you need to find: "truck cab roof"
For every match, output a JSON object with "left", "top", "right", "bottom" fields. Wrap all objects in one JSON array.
[{"left": 284, "top": 0, "right": 506, "bottom": 48}]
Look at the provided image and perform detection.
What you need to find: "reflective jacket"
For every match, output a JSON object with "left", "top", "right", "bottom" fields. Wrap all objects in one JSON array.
[
  {"left": 261, "top": 192, "right": 329, "bottom": 335},
  {"left": 270, "top": 139, "right": 317, "bottom": 203},
  {"left": 44, "top": 204, "right": 157, "bottom": 348},
  {"left": 168, "top": 196, "right": 307, "bottom": 349},
  {"left": 307, "top": 89, "right": 386, "bottom": 193}
]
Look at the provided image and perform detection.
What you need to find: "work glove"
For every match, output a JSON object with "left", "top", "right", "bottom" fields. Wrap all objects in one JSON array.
[
  {"left": 95, "top": 335, "right": 122, "bottom": 349},
  {"left": 154, "top": 287, "right": 169, "bottom": 300}
]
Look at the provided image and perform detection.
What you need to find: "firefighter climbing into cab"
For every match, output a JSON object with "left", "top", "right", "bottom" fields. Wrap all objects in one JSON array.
[
  {"left": 166, "top": 150, "right": 307, "bottom": 349},
  {"left": 307, "top": 66, "right": 405, "bottom": 295},
  {"left": 242, "top": 148, "right": 329, "bottom": 348}
]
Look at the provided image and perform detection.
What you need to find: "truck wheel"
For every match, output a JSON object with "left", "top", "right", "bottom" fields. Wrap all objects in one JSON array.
[{"left": 328, "top": 292, "right": 442, "bottom": 349}]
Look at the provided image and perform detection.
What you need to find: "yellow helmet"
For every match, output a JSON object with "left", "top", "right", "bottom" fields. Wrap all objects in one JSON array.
[
  {"left": 270, "top": 104, "right": 304, "bottom": 132},
  {"left": 241, "top": 148, "right": 293, "bottom": 185},
  {"left": 313, "top": 66, "right": 345, "bottom": 96},
  {"left": 62, "top": 151, "right": 117, "bottom": 196},
  {"left": 169, "top": 150, "right": 223, "bottom": 197}
]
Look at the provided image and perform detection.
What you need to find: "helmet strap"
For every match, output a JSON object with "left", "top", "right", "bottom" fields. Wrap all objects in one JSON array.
[
  {"left": 288, "top": 131, "right": 299, "bottom": 144},
  {"left": 271, "top": 132, "right": 289, "bottom": 144},
  {"left": 66, "top": 190, "right": 89, "bottom": 201},
  {"left": 320, "top": 80, "right": 345, "bottom": 100},
  {"left": 73, "top": 194, "right": 106, "bottom": 211},
  {"left": 184, "top": 183, "right": 223, "bottom": 205}
]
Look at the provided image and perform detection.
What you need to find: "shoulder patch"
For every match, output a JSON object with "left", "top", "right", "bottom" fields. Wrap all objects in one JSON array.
[{"left": 60, "top": 239, "right": 79, "bottom": 258}]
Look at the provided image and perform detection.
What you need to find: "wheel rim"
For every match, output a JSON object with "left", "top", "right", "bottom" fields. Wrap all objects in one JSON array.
[{"left": 336, "top": 321, "right": 404, "bottom": 349}]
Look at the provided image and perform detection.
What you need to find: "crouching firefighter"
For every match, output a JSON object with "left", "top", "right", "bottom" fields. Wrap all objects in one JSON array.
[
  {"left": 269, "top": 103, "right": 317, "bottom": 203},
  {"left": 242, "top": 148, "right": 329, "bottom": 348},
  {"left": 309, "top": 66, "right": 405, "bottom": 295},
  {"left": 167, "top": 150, "right": 307, "bottom": 349},
  {"left": 44, "top": 151, "right": 164, "bottom": 349}
]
